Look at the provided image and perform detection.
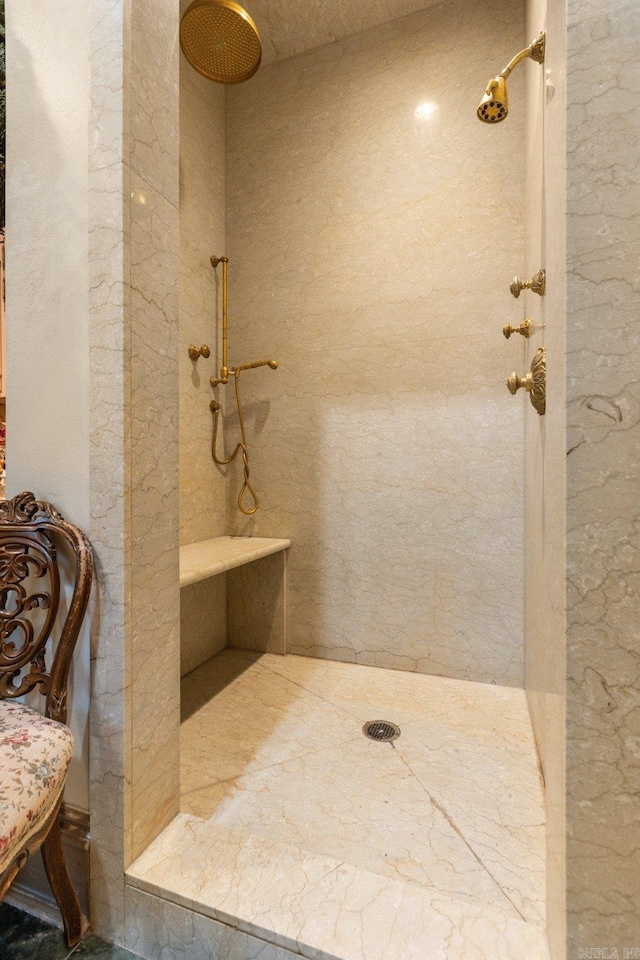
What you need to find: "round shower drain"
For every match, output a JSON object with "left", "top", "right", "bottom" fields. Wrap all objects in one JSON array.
[{"left": 363, "top": 720, "right": 400, "bottom": 742}]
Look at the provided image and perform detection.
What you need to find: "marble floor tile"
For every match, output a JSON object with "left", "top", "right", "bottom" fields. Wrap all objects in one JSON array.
[
  {"left": 72, "top": 933, "right": 142, "bottom": 958},
  {"left": 393, "top": 717, "right": 545, "bottom": 925},
  {"left": 0, "top": 903, "right": 141, "bottom": 960},
  {"left": 0, "top": 902, "right": 69, "bottom": 960},
  {"left": 181, "top": 650, "right": 370, "bottom": 792},
  {"left": 183, "top": 735, "right": 517, "bottom": 912},
  {"left": 181, "top": 650, "right": 546, "bottom": 929},
  {"left": 126, "top": 815, "right": 550, "bottom": 960}
]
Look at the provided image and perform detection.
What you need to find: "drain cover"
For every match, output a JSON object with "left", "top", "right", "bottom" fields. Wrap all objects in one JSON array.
[{"left": 363, "top": 720, "right": 400, "bottom": 742}]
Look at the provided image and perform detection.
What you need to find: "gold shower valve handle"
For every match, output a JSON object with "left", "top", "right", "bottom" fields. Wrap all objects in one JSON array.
[
  {"left": 188, "top": 343, "right": 211, "bottom": 361},
  {"left": 510, "top": 270, "right": 546, "bottom": 299},
  {"left": 506, "top": 371, "right": 532, "bottom": 395},
  {"left": 506, "top": 347, "right": 546, "bottom": 415},
  {"left": 503, "top": 319, "right": 532, "bottom": 339}
]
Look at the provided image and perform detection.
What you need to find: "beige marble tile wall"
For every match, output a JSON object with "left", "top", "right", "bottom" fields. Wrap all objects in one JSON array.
[
  {"left": 565, "top": 0, "right": 640, "bottom": 951},
  {"left": 88, "top": 0, "right": 131, "bottom": 939},
  {"left": 179, "top": 0, "right": 226, "bottom": 547},
  {"left": 228, "top": 554, "right": 287, "bottom": 654},
  {"left": 240, "top": 0, "right": 449, "bottom": 64},
  {"left": 88, "top": 0, "right": 181, "bottom": 940},
  {"left": 128, "top": 0, "right": 181, "bottom": 867},
  {"left": 522, "top": 0, "right": 567, "bottom": 956},
  {"left": 180, "top": 578, "right": 227, "bottom": 676},
  {"left": 225, "top": 0, "right": 526, "bottom": 685},
  {"left": 178, "top": 0, "right": 228, "bottom": 674}
]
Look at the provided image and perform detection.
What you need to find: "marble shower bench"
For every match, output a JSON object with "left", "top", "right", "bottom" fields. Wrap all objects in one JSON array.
[{"left": 179, "top": 536, "right": 290, "bottom": 677}]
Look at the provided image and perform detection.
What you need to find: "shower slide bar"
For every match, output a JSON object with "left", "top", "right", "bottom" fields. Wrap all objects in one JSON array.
[{"left": 209, "top": 255, "right": 278, "bottom": 515}]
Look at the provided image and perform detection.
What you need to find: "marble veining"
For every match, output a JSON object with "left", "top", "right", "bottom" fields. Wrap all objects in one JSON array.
[
  {"left": 179, "top": 0, "right": 227, "bottom": 548},
  {"left": 0, "top": 903, "right": 140, "bottom": 960},
  {"left": 176, "top": 649, "right": 546, "bottom": 951},
  {"left": 88, "top": 0, "right": 132, "bottom": 940},
  {"left": 88, "top": 0, "right": 182, "bottom": 938},
  {"left": 565, "top": 0, "right": 640, "bottom": 951},
  {"left": 179, "top": 536, "right": 290, "bottom": 587},
  {"left": 226, "top": 0, "right": 526, "bottom": 686},
  {"left": 523, "top": 0, "right": 567, "bottom": 954},
  {"left": 240, "top": 0, "right": 447, "bottom": 65},
  {"left": 227, "top": 550, "right": 288, "bottom": 655},
  {"left": 127, "top": 815, "right": 549, "bottom": 960},
  {"left": 180, "top": 577, "right": 227, "bottom": 677},
  {"left": 126, "top": 886, "right": 302, "bottom": 960}
]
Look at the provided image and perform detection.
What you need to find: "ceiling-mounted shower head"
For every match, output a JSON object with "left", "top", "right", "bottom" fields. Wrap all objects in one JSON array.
[
  {"left": 180, "top": 0, "right": 262, "bottom": 84},
  {"left": 477, "top": 32, "right": 545, "bottom": 124},
  {"left": 477, "top": 75, "right": 508, "bottom": 123}
]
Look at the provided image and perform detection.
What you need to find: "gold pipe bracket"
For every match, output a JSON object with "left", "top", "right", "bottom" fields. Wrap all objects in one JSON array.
[
  {"left": 506, "top": 347, "right": 546, "bottom": 415},
  {"left": 510, "top": 269, "right": 546, "bottom": 299},
  {"left": 503, "top": 319, "right": 532, "bottom": 339},
  {"left": 188, "top": 343, "right": 211, "bottom": 361}
]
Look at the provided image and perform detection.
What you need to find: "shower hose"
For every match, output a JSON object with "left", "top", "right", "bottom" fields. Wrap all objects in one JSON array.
[{"left": 210, "top": 369, "right": 258, "bottom": 516}]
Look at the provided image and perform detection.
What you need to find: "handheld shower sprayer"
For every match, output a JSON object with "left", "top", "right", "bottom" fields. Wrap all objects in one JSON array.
[
  {"left": 209, "top": 255, "right": 279, "bottom": 515},
  {"left": 477, "top": 31, "right": 545, "bottom": 123}
]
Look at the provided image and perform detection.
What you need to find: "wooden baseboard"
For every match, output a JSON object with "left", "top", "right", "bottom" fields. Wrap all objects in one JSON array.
[{"left": 4, "top": 803, "right": 90, "bottom": 926}]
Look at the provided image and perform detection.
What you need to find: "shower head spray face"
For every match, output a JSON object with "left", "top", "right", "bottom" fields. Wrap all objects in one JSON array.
[
  {"left": 180, "top": 0, "right": 262, "bottom": 84},
  {"left": 477, "top": 75, "right": 508, "bottom": 123},
  {"left": 477, "top": 33, "right": 545, "bottom": 123}
]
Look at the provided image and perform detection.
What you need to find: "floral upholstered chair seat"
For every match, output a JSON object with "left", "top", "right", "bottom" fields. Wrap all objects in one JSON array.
[
  {"left": 0, "top": 700, "right": 75, "bottom": 876},
  {"left": 0, "top": 492, "right": 93, "bottom": 947}
]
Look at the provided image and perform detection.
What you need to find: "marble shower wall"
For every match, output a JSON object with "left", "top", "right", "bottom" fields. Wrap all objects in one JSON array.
[
  {"left": 179, "top": 0, "right": 226, "bottom": 548},
  {"left": 565, "top": 0, "right": 640, "bottom": 951},
  {"left": 225, "top": 0, "right": 526, "bottom": 685},
  {"left": 88, "top": 0, "right": 131, "bottom": 938},
  {"left": 522, "top": 0, "right": 567, "bottom": 955},
  {"left": 178, "top": 0, "right": 228, "bottom": 675},
  {"left": 88, "top": 0, "right": 180, "bottom": 940},
  {"left": 128, "top": 0, "right": 180, "bottom": 867},
  {"left": 525, "top": 0, "right": 640, "bottom": 953}
]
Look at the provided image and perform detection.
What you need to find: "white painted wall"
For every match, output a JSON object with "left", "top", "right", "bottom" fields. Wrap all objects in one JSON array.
[{"left": 5, "top": 0, "right": 90, "bottom": 809}]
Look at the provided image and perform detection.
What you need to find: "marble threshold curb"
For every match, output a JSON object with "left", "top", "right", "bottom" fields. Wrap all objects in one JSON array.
[{"left": 125, "top": 814, "right": 550, "bottom": 960}]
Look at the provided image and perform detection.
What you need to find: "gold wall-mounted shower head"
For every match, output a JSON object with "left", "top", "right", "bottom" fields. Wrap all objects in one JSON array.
[
  {"left": 180, "top": 0, "right": 262, "bottom": 84},
  {"left": 477, "top": 32, "right": 545, "bottom": 123},
  {"left": 477, "top": 75, "right": 508, "bottom": 123}
]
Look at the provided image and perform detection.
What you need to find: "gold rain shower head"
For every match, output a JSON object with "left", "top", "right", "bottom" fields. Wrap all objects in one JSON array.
[
  {"left": 180, "top": 0, "right": 262, "bottom": 84},
  {"left": 477, "top": 31, "right": 545, "bottom": 123}
]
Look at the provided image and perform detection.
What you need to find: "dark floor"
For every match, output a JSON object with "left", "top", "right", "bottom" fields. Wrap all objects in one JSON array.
[{"left": 0, "top": 903, "right": 141, "bottom": 960}]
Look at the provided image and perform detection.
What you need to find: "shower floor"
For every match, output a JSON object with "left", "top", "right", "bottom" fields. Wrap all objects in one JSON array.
[{"left": 127, "top": 650, "right": 549, "bottom": 960}]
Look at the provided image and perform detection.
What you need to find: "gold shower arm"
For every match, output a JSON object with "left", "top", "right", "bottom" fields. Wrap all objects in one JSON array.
[
  {"left": 499, "top": 32, "right": 545, "bottom": 78},
  {"left": 232, "top": 359, "right": 279, "bottom": 373},
  {"left": 478, "top": 32, "right": 545, "bottom": 123}
]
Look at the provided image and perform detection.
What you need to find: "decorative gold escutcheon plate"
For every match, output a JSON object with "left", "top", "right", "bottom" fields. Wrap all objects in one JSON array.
[{"left": 506, "top": 347, "right": 546, "bottom": 415}]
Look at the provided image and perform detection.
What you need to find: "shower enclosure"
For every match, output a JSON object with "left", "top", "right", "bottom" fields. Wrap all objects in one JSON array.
[
  {"left": 139, "top": 0, "right": 553, "bottom": 957},
  {"left": 8, "top": 0, "right": 634, "bottom": 956}
]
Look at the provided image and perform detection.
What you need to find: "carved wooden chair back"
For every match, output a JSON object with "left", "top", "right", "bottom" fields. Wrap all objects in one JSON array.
[{"left": 0, "top": 492, "right": 93, "bottom": 723}]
